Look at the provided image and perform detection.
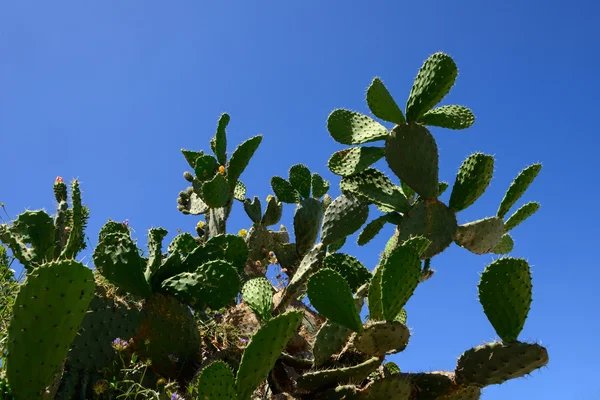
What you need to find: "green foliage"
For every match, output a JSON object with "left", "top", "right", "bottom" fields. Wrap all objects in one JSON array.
[
  {"left": 449, "top": 153, "right": 494, "bottom": 212},
  {"left": 321, "top": 193, "right": 369, "bottom": 245},
  {"left": 241, "top": 277, "right": 273, "bottom": 321},
  {"left": 327, "top": 109, "right": 389, "bottom": 145},
  {"left": 366, "top": 77, "right": 406, "bottom": 125}
]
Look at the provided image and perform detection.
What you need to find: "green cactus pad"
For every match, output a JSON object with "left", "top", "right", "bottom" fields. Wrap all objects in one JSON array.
[
  {"left": 145, "top": 227, "right": 168, "bottom": 279},
  {"left": 167, "top": 232, "right": 198, "bottom": 257},
  {"left": 277, "top": 244, "right": 325, "bottom": 311},
  {"left": 394, "top": 308, "right": 407, "bottom": 325},
  {"left": 504, "top": 201, "right": 540, "bottom": 232},
  {"left": 454, "top": 217, "right": 505, "bottom": 255},
  {"left": 328, "top": 146, "right": 386, "bottom": 177},
  {"left": 384, "top": 361, "right": 400, "bottom": 375},
  {"left": 353, "top": 320, "right": 410, "bottom": 356},
  {"left": 366, "top": 77, "right": 406, "bottom": 125},
  {"left": 177, "top": 189, "right": 209, "bottom": 215},
  {"left": 205, "top": 233, "right": 249, "bottom": 274},
  {"left": 210, "top": 113, "right": 229, "bottom": 166},
  {"left": 7, "top": 260, "right": 94, "bottom": 400},
  {"left": 327, "top": 237, "right": 346, "bottom": 253},
  {"left": 196, "top": 361, "right": 237, "bottom": 400},
  {"left": 93, "top": 232, "right": 152, "bottom": 298},
  {"left": 234, "top": 180, "right": 247, "bottom": 201},
  {"left": 455, "top": 341, "right": 548, "bottom": 387},
  {"left": 243, "top": 196, "right": 262, "bottom": 223},
  {"left": 323, "top": 253, "right": 371, "bottom": 292},
  {"left": 438, "top": 181, "right": 450, "bottom": 196},
  {"left": 402, "top": 371, "right": 454, "bottom": 400},
  {"left": 401, "top": 235, "right": 432, "bottom": 257},
  {"left": 289, "top": 164, "right": 312, "bottom": 198},
  {"left": 491, "top": 233, "right": 514, "bottom": 255},
  {"left": 227, "top": 135, "right": 263, "bottom": 188},
  {"left": 478, "top": 258, "right": 532, "bottom": 342},
  {"left": 262, "top": 195, "right": 283, "bottom": 226},
  {"left": 202, "top": 172, "right": 231, "bottom": 208},
  {"left": 449, "top": 153, "right": 494, "bottom": 212},
  {"left": 327, "top": 109, "right": 389, "bottom": 145},
  {"left": 321, "top": 194, "right": 369, "bottom": 245},
  {"left": 242, "top": 277, "right": 273, "bottom": 321},
  {"left": 398, "top": 200, "right": 458, "bottom": 259},
  {"left": 313, "top": 321, "right": 353, "bottom": 367},
  {"left": 385, "top": 124, "right": 439, "bottom": 200},
  {"left": 316, "top": 385, "right": 359, "bottom": 400},
  {"left": 161, "top": 260, "right": 241, "bottom": 310},
  {"left": 235, "top": 310, "right": 303, "bottom": 400},
  {"left": 440, "top": 386, "right": 482, "bottom": 400},
  {"left": 11, "top": 210, "right": 55, "bottom": 265},
  {"left": 381, "top": 246, "right": 421, "bottom": 321},
  {"left": 368, "top": 267, "right": 385, "bottom": 321},
  {"left": 405, "top": 52, "right": 458, "bottom": 122},
  {"left": 357, "top": 216, "right": 388, "bottom": 246},
  {"left": 419, "top": 105, "right": 475, "bottom": 130},
  {"left": 294, "top": 198, "right": 324, "bottom": 258},
  {"left": 307, "top": 268, "right": 363, "bottom": 333},
  {"left": 311, "top": 173, "right": 330, "bottom": 199},
  {"left": 133, "top": 293, "right": 201, "bottom": 380},
  {"left": 62, "top": 179, "right": 88, "bottom": 259},
  {"left": 359, "top": 374, "right": 412, "bottom": 399},
  {"left": 181, "top": 149, "right": 204, "bottom": 169},
  {"left": 271, "top": 176, "right": 301, "bottom": 204},
  {"left": 194, "top": 154, "right": 219, "bottom": 181},
  {"left": 497, "top": 163, "right": 542, "bottom": 219},
  {"left": 340, "top": 168, "right": 410, "bottom": 213},
  {"left": 297, "top": 357, "right": 381, "bottom": 391},
  {"left": 98, "top": 220, "right": 130, "bottom": 242}
]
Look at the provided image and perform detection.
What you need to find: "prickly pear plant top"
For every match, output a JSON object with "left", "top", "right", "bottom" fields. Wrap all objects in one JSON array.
[{"left": 0, "top": 51, "right": 548, "bottom": 400}]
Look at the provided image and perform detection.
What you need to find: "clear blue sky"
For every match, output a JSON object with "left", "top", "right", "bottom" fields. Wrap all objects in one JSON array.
[{"left": 1, "top": 1, "right": 596, "bottom": 398}]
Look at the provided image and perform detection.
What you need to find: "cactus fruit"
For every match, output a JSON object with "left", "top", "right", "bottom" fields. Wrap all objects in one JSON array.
[
  {"left": 419, "top": 105, "right": 475, "bottom": 130},
  {"left": 307, "top": 269, "right": 363, "bottom": 333},
  {"left": 7, "top": 260, "right": 95, "bottom": 400},
  {"left": 235, "top": 310, "right": 303, "bottom": 400},
  {"left": 242, "top": 277, "right": 274, "bottom": 321},
  {"left": 366, "top": 77, "right": 406, "bottom": 125},
  {"left": 289, "top": 164, "right": 312, "bottom": 199},
  {"left": 327, "top": 109, "right": 389, "bottom": 145},
  {"left": 497, "top": 163, "right": 542, "bottom": 219},
  {"left": 321, "top": 194, "right": 369, "bottom": 246},
  {"left": 405, "top": 52, "right": 458, "bottom": 123},
  {"left": 311, "top": 173, "right": 331, "bottom": 199},
  {"left": 296, "top": 356, "right": 382, "bottom": 391},
  {"left": 322, "top": 253, "right": 371, "bottom": 292},
  {"left": 196, "top": 361, "right": 237, "bottom": 400},
  {"left": 353, "top": 320, "right": 410, "bottom": 356},
  {"left": 340, "top": 168, "right": 410, "bottom": 213},
  {"left": 294, "top": 198, "right": 324, "bottom": 258},
  {"left": 504, "top": 201, "right": 540, "bottom": 231},
  {"left": 380, "top": 246, "right": 421, "bottom": 321},
  {"left": 455, "top": 341, "right": 548, "bottom": 387},
  {"left": 478, "top": 258, "right": 532, "bottom": 342},
  {"left": 313, "top": 321, "right": 353, "bottom": 367},
  {"left": 385, "top": 124, "right": 439, "bottom": 200},
  {"left": 449, "top": 153, "right": 494, "bottom": 212},
  {"left": 454, "top": 217, "right": 505, "bottom": 255},
  {"left": 328, "top": 146, "right": 386, "bottom": 177}
]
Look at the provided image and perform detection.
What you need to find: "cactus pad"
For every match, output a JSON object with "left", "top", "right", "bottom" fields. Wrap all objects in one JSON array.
[
  {"left": 357, "top": 215, "right": 388, "bottom": 246},
  {"left": 271, "top": 176, "right": 301, "bottom": 204},
  {"left": 289, "top": 164, "right": 312, "bottom": 198},
  {"left": 294, "top": 198, "right": 324, "bottom": 258},
  {"left": 167, "top": 232, "right": 197, "bottom": 257},
  {"left": 202, "top": 172, "right": 231, "bottom": 208},
  {"left": 366, "top": 77, "right": 406, "bottom": 125},
  {"left": 328, "top": 146, "right": 386, "bottom": 177},
  {"left": 504, "top": 201, "right": 540, "bottom": 231},
  {"left": 321, "top": 194, "right": 369, "bottom": 245},
  {"left": 242, "top": 277, "right": 273, "bottom": 321},
  {"left": 353, "top": 320, "right": 410, "bottom": 356},
  {"left": 419, "top": 105, "right": 475, "bottom": 130},
  {"left": 181, "top": 149, "right": 204, "bottom": 169},
  {"left": 243, "top": 196, "right": 262, "bottom": 223},
  {"left": 405, "top": 52, "right": 458, "bottom": 122},
  {"left": 359, "top": 374, "right": 412, "bottom": 399},
  {"left": 235, "top": 310, "right": 303, "bottom": 400},
  {"left": 227, "top": 135, "right": 262, "bottom": 188},
  {"left": 385, "top": 124, "right": 439, "bottom": 200},
  {"left": 340, "top": 168, "right": 410, "bottom": 213},
  {"left": 327, "top": 109, "right": 389, "bottom": 145},
  {"left": 449, "top": 153, "right": 494, "bottom": 212},
  {"left": 296, "top": 357, "right": 381, "bottom": 391},
  {"left": 262, "top": 195, "right": 283, "bottom": 226},
  {"left": 7, "top": 260, "right": 95, "bottom": 400},
  {"left": 11, "top": 210, "right": 55, "bottom": 266},
  {"left": 455, "top": 341, "right": 548, "bottom": 387},
  {"left": 381, "top": 246, "right": 421, "bottom": 321},
  {"left": 307, "top": 268, "right": 363, "bottom": 333},
  {"left": 313, "top": 321, "right": 352, "bottom": 367},
  {"left": 323, "top": 253, "right": 371, "bottom": 292},
  {"left": 491, "top": 233, "right": 514, "bottom": 255},
  {"left": 311, "top": 173, "right": 330, "bottom": 199},
  {"left": 196, "top": 361, "right": 237, "bottom": 400},
  {"left": 205, "top": 234, "right": 249, "bottom": 274},
  {"left": 234, "top": 180, "right": 247, "bottom": 201},
  {"left": 497, "top": 163, "right": 542, "bottom": 219},
  {"left": 454, "top": 217, "right": 504, "bottom": 255},
  {"left": 478, "top": 257, "right": 532, "bottom": 342},
  {"left": 210, "top": 112, "right": 229, "bottom": 166},
  {"left": 193, "top": 154, "right": 219, "bottom": 181}
]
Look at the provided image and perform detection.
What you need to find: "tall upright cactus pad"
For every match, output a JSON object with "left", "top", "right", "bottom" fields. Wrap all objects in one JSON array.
[
  {"left": 455, "top": 342, "right": 548, "bottom": 387},
  {"left": 380, "top": 246, "right": 421, "bottom": 321},
  {"left": 210, "top": 113, "right": 229, "bottom": 166},
  {"left": 419, "top": 105, "right": 475, "bottom": 130},
  {"left": 397, "top": 200, "right": 458, "bottom": 259},
  {"left": 321, "top": 194, "right": 369, "bottom": 246},
  {"left": 328, "top": 147, "right": 385, "bottom": 177},
  {"left": 340, "top": 168, "right": 410, "bottom": 213},
  {"left": 133, "top": 293, "right": 201, "bottom": 380},
  {"left": 385, "top": 124, "right": 439, "bottom": 200},
  {"left": 262, "top": 195, "right": 283, "bottom": 226},
  {"left": 296, "top": 357, "right": 382, "bottom": 391},
  {"left": 405, "top": 52, "right": 458, "bottom": 123},
  {"left": 145, "top": 227, "right": 168, "bottom": 280},
  {"left": 93, "top": 232, "right": 152, "bottom": 298},
  {"left": 227, "top": 135, "right": 263, "bottom": 188},
  {"left": 454, "top": 217, "right": 505, "bottom": 255},
  {"left": 504, "top": 201, "right": 540, "bottom": 231},
  {"left": 235, "top": 310, "right": 303, "bottom": 400},
  {"left": 359, "top": 374, "right": 412, "bottom": 399},
  {"left": 243, "top": 196, "right": 262, "bottom": 223},
  {"left": 366, "top": 77, "right": 406, "bottom": 125},
  {"left": 307, "top": 269, "right": 363, "bottom": 333},
  {"left": 196, "top": 361, "right": 237, "bottom": 400},
  {"left": 289, "top": 164, "right": 312, "bottom": 199},
  {"left": 357, "top": 215, "right": 388, "bottom": 246},
  {"left": 478, "top": 258, "right": 532, "bottom": 342},
  {"left": 327, "top": 109, "right": 389, "bottom": 145},
  {"left": 323, "top": 253, "right": 371, "bottom": 293},
  {"left": 313, "top": 321, "right": 353, "bottom": 367},
  {"left": 449, "top": 153, "right": 494, "bottom": 212},
  {"left": 62, "top": 179, "right": 89, "bottom": 259},
  {"left": 497, "top": 163, "right": 542, "bottom": 219},
  {"left": 7, "top": 260, "right": 95, "bottom": 400},
  {"left": 294, "top": 198, "right": 324, "bottom": 258},
  {"left": 242, "top": 277, "right": 274, "bottom": 321},
  {"left": 353, "top": 320, "right": 410, "bottom": 356}
]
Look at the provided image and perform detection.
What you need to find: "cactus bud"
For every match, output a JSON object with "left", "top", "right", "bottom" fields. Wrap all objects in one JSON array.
[
  {"left": 183, "top": 171, "right": 194, "bottom": 182},
  {"left": 54, "top": 176, "right": 68, "bottom": 202},
  {"left": 219, "top": 165, "right": 226, "bottom": 175}
]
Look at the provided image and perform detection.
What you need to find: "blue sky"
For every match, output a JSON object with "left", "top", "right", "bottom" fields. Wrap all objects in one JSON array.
[{"left": 1, "top": 1, "right": 596, "bottom": 398}]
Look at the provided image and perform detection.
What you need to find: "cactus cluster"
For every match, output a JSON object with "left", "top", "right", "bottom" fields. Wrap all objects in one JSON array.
[{"left": 0, "top": 52, "right": 547, "bottom": 399}]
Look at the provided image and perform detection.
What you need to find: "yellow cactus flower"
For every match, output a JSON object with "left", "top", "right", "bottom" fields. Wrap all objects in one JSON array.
[
  {"left": 93, "top": 380, "right": 108, "bottom": 395},
  {"left": 266, "top": 194, "right": 273, "bottom": 202},
  {"left": 238, "top": 229, "right": 247, "bottom": 236},
  {"left": 218, "top": 165, "right": 226, "bottom": 175},
  {"left": 197, "top": 221, "right": 205, "bottom": 229}
]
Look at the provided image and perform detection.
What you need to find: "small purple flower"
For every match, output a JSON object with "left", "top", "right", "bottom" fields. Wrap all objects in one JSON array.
[
  {"left": 122, "top": 219, "right": 129, "bottom": 226},
  {"left": 112, "top": 338, "right": 128, "bottom": 351},
  {"left": 171, "top": 393, "right": 182, "bottom": 400},
  {"left": 239, "top": 337, "right": 249, "bottom": 345},
  {"left": 214, "top": 313, "right": 223, "bottom": 322},
  {"left": 168, "top": 354, "right": 179, "bottom": 363}
]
